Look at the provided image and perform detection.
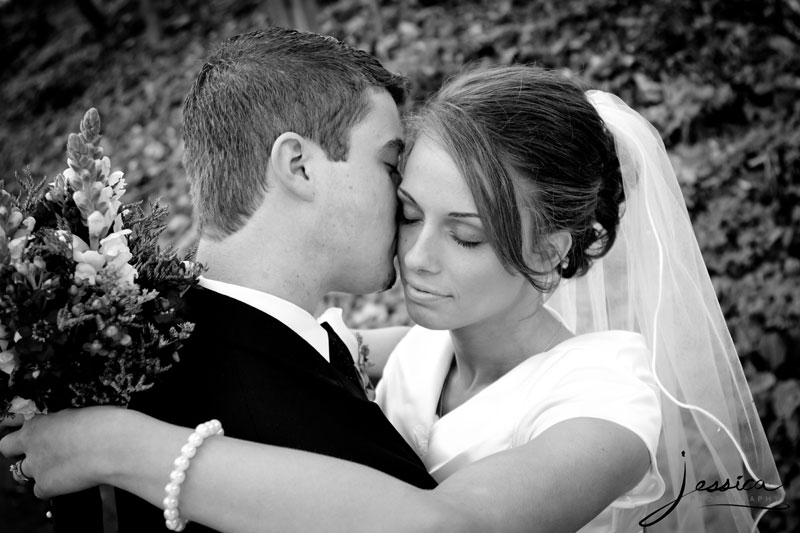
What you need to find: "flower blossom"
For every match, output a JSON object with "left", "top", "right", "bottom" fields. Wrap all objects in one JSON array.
[
  {"left": 9, "top": 396, "right": 39, "bottom": 419},
  {"left": 0, "top": 349, "right": 15, "bottom": 375},
  {"left": 1, "top": 210, "right": 35, "bottom": 264},
  {"left": 73, "top": 229, "right": 137, "bottom": 286},
  {"left": 0, "top": 323, "right": 10, "bottom": 352}
]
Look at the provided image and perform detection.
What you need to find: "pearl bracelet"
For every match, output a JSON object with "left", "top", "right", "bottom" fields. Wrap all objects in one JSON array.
[{"left": 163, "top": 419, "right": 224, "bottom": 531}]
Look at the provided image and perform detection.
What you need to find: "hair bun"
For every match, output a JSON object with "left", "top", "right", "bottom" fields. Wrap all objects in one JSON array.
[{"left": 562, "top": 127, "right": 625, "bottom": 279}]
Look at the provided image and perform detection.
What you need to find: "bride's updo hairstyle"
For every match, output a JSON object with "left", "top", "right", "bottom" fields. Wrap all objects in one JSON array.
[{"left": 407, "top": 65, "right": 625, "bottom": 291}]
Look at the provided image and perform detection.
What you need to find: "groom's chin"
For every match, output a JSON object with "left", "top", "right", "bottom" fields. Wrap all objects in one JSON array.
[{"left": 379, "top": 267, "right": 398, "bottom": 292}]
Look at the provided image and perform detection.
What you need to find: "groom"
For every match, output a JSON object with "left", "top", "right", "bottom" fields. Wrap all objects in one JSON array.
[{"left": 112, "top": 27, "right": 436, "bottom": 532}]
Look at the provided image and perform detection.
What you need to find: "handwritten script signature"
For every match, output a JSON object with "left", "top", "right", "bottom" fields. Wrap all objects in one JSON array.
[{"left": 639, "top": 451, "right": 788, "bottom": 527}]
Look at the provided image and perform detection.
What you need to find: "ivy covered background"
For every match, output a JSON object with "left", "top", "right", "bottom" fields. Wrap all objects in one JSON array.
[{"left": 1, "top": 0, "right": 798, "bottom": 531}]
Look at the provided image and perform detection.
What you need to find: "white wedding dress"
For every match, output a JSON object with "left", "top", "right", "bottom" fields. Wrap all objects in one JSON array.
[
  {"left": 374, "top": 90, "right": 783, "bottom": 532},
  {"left": 377, "top": 325, "right": 665, "bottom": 533}
]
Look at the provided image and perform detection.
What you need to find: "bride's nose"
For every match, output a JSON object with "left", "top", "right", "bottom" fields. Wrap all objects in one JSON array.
[{"left": 400, "top": 225, "right": 440, "bottom": 275}]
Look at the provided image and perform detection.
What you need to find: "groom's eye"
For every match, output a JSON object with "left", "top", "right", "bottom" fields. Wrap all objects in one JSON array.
[{"left": 398, "top": 205, "right": 421, "bottom": 225}]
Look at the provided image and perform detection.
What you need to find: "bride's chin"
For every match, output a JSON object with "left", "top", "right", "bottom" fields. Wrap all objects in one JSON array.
[{"left": 405, "top": 303, "right": 452, "bottom": 331}]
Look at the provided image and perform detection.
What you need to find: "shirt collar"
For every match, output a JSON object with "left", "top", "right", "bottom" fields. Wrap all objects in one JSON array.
[{"left": 197, "top": 277, "right": 357, "bottom": 363}]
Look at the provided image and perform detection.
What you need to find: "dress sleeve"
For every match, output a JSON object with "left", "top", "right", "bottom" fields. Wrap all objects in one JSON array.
[{"left": 512, "top": 335, "right": 665, "bottom": 508}]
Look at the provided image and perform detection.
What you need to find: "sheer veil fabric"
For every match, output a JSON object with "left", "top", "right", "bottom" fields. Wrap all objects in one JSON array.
[{"left": 545, "top": 91, "right": 784, "bottom": 532}]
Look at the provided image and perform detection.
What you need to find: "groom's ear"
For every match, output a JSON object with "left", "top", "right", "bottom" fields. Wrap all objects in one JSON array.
[{"left": 270, "top": 132, "right": 316, "bottom": 202}]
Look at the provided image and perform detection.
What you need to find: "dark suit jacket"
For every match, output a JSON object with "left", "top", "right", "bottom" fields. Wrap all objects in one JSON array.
[{"left": 116, "top": 286, "right": 436, "bottom": 532}]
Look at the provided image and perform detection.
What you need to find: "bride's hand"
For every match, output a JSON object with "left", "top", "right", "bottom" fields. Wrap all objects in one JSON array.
[
  {"left": 0, "top": 412, "right": 24, "bottom": 429},
  {"left": 0, "top": 406, "right": 124, "bottom": 498}
]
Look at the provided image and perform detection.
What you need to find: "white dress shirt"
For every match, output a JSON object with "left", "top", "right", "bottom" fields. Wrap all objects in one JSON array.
[{"left": 197, "top": 277, "right": 358, "bottom": 363}]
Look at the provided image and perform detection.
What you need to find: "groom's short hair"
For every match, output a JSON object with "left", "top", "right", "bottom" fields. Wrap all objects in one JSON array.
[{"left": 183, "top": 27, "right": 408, "bottom": 239}]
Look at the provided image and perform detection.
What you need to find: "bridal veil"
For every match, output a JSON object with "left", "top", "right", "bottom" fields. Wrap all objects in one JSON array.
[{"left": 546, "top": 90, "right": 785, "bottom": 533}]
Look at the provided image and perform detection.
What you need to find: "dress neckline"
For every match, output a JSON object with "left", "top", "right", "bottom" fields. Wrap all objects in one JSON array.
[
  {"left": 435, "top": 357, "right": 457, "bottom": 418},
  {"left": 429, "top": 330, "right": 644, "bottom": 424},
  {"left": 433, "top": 338, "right": 566, "bottom": 423}
]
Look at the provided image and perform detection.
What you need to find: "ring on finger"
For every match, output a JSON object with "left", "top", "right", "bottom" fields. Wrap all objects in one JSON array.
[{"left": 10, "top": 458, "right": 33, "bottom": 485}]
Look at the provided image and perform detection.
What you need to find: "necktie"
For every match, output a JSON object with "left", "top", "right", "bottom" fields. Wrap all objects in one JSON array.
[{"left": 321, "top": 322, "right": 366, "bottom": 400}]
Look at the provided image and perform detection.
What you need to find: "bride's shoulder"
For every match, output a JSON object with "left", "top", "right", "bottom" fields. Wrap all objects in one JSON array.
[
  {"left": 548, "top": 330, "right": 651, "bottom": 370},
  {"left": 562, "top": 330, "right": 647, "bottom": 349}
]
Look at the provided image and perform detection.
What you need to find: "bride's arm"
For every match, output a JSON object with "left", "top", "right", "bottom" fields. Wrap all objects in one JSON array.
[
  {"left": 352, "top": 326, "right": 410, "bottom": 381},
  {"left": 0, "top": 408, "right": 450, "bottom": 531},
  {"left": 0, "top": 407, "right": 649, "bottom": 532}
]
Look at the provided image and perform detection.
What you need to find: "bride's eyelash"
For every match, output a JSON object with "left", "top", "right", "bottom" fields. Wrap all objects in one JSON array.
[
  {"left": 453, "top": 235, "right": 481, "bottom": 249},
  {"left": 398, "top": 206, "right": 481, "bottom": 249}
]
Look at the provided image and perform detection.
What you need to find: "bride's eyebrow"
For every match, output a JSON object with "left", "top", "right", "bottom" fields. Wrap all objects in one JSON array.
[
  {"left": 448, "top": 211, "right": 480, "bottom": 219},
  {"left": 398, "top": 187, "right": 481, "bottom": 220}
]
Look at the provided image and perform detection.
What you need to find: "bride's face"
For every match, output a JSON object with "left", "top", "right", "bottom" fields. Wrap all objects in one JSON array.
[{"left": 397, "top": 136, "right": 531, "bottom": 331}]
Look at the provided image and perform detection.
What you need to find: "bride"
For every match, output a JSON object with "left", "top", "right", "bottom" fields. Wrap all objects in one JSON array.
[{"left": 1, "top": 65, "right": 783, "bottom": 532}]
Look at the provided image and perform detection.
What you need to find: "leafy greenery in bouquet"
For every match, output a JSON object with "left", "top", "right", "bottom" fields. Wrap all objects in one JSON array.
[{"left": 0, "top": 108, "right": 202, "bottom": 418}]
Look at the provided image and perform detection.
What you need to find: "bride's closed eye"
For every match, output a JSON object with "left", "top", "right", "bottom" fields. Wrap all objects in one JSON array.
[
  {"left": 399, "top": 206, "right": 484, "bottom": 249},
  {"left": 398, "top": 204, "right": 422, "bottom": 225},
  {"left": 449, "top": 221, "right": 485, "bottom": 248},
  {"left": 451, "top": 234, "right": 482, "bottom": 249}
]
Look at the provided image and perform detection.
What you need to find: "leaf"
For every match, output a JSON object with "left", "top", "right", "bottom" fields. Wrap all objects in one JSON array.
[
  {"left": 772, "top": 379, "right": 800, "bottom": 421},
  {"left": 748, "top": 371, "right": 776, "bottom": 396},
  {"left": 759, "top": 332, "right": 789, "bottom": 369}
]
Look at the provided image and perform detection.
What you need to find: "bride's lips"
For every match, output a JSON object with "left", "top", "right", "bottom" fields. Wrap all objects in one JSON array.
[{"left": 403, "top": 280, "right": 449, "bottom": 302}]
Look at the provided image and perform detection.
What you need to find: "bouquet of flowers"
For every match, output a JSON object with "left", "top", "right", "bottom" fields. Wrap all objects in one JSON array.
[{"left": 0, "top": 108, "right": 202, "bottom": 420}]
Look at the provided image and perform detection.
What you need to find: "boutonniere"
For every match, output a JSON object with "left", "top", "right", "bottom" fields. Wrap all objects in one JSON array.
[{"left": 354, "top": 332, "right": 375, "bottom": 401}]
